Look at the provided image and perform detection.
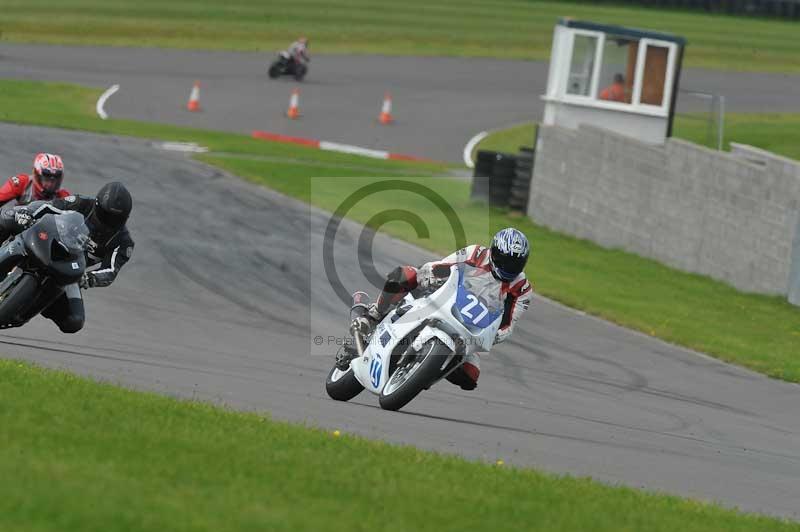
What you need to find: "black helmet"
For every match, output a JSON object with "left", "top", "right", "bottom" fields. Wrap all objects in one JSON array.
[
  {"left": 490, "top": 228, "right": 530, "bottom": 282},
  {"left": 91, "top": 182, "right": 132, "bottom": 231}
]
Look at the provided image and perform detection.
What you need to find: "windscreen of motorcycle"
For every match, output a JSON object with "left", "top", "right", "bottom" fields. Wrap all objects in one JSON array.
[
  {"left": 454, "top": 264, "right": 504, "bottom": 331},
  {"left": 54, "top": 211, "right": 90, "bottom": 253}
]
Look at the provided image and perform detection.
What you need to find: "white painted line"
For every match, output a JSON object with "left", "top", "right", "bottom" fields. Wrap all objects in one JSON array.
[
  {"left": 159, "top": 142, "right": 209, "bottom": 153},
  {"left": 462, "top": 130, "right": 488, "bottom": 168},
  {"left": 319, "top": 140, "right": 388, "bottom": 160},
  {"left": 96, "top": 84, "right": 120, "bottom": 120}
]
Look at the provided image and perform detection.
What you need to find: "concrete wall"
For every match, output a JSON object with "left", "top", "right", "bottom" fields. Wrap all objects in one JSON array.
[{"left": 527, "top": 124, "right": 800, "bottom": 301}]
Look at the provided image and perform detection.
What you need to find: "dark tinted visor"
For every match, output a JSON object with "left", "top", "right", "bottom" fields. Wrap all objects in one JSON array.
[
  {"left": 491, "top": 247, "right": 527, "bottom": 280},
  {"left": 37, "top": 170, "right": 63, "bottom": 192},
  {"left": 95, "top": 206, "right": 127, "bottom": 229}
]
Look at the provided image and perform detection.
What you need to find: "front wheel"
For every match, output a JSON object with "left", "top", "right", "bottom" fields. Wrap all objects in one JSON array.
[
  {"left": 268, "top": 62, "right": 282, "bottom": 79},
  {"left": 0, "top": 272, "right": 39, "bottom": 326},
  {"left": 379, "top": 340, "right": 451, "bottom": 411},
  {"left": 325, "top": 364, "right": 364, "bottom": 402},
  {"left": 294, "top": 63, "right": 308, "bottom": 81}
]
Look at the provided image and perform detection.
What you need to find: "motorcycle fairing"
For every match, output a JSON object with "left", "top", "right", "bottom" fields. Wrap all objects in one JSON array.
[{"left": 351, "top": 264, "right": 503, "bottom": 394}]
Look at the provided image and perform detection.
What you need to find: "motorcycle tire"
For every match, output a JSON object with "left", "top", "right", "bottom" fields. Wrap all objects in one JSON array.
[
  {"left": 268, "top": 63, "right": 282, "bottom": 79},
  {"left": 0, "top": 273, "right": 38, "bottom": 326},
  {"left": 294, "top": 64, "right": 308, "bottom": 82},
  {"left": 325, "top": 364, "right": 364, "bottom": 401},
  {"left": 378, "top": 339, "right": 450, "bottom": 411}
]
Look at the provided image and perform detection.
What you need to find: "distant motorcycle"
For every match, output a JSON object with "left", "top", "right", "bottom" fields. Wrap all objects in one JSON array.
[
  {"left": 268, "top": 55, "right": 308, "bottom": 81},
  {"left": 325, "top": 264, "right": 504, "bottom": 411},
  {"left": 0, "top": 211, "right": 88, "bottom": 328}
]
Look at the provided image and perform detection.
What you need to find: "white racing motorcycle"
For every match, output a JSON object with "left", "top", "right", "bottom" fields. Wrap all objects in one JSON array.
[{"left": 325, "top": 263, "right": 503, "bottom": 411}]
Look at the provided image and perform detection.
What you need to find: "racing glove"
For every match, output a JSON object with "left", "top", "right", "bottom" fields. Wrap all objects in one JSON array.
[
  {"left": 416, "top": 264, "right": 436, "bottom": 291},
  {"left": 14, "top": 208, "right": 33, "bottom": 228},
  {"left": 494, "top": 328, "right": 511, "bottom": 345},
  {"left": 417, "top": 262, "right": 451, "bottom": 292},
  {"left": 79, "top": 272, "right": 96, "bottom": 289}
]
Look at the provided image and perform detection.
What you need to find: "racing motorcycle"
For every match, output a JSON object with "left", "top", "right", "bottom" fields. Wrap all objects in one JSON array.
[
  {"left": 268, "top": 55, "right": 308, "bottom": 81},
  {"left": 325, "top": 263, "right": 504, "bottom": 411},
  {"left": 0, "top": 211, "right": 88, "bottom": 328}
]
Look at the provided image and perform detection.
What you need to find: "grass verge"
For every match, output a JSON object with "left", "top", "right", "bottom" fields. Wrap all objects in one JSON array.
[
  {"left": 473, "top": 123, "right": 539, "bottom": 157},
  {"left": 2, "top": 359, "right": 799, "bottom": 531},
  {"left": 1, "top": 78, "right": 799, "bottom": 382},
  {"left": 674, "top": 114, "right": 800, "bottom": 159},
  {"left": 1, "top": 0, "right": 800, "bottom": 72},
  {"left": 0, "top": 80, "right": 450, "bottom": 177}
]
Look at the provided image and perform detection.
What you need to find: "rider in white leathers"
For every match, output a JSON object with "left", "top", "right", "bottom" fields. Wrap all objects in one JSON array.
[
  {"left": 280, "top": 37, "right": 310, "bottom": 66},
  {"left": 357, "top": 228, "right": 532, "bottom": 390}
]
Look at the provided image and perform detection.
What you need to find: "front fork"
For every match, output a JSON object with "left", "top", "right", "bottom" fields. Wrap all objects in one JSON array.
[
  {"left": 334, "top": 292, "right": 370, "bottom": 371},
  {"left": 348, "top": 290, "right": 371, "bottom": 356},
  {"left": 0, "top": 236, "right": 26, "bottom": 281}
]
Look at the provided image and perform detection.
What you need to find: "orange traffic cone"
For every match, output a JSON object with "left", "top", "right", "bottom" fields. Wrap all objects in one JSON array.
[
  {"left": 287, "top": 88, "right": 300, "bottom": 119},
  {"left": 187, "top": 81, "right": 201, "bottom": 112},
  {"left": 379, "top": 92, "right": 393, "bottom": 124}
]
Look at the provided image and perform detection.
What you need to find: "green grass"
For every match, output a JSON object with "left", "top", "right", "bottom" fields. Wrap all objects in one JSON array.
[
  {"left": 675, "top": 114, "right": 800, "bottom": 159},
  {"left": 2, "top": 359, "right": 799, "bottom": 532},
  {"left": 473, "top": 122, "right": 538, "bottom": 157},
  {"left": 2, "top": 0, "right": 800, "bottom": 71},
  {"left": 1, "top": 78, "right": 799, "bottom": 383}
]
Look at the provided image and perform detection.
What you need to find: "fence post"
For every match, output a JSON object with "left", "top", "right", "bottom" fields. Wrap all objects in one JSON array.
[
  {"left": 717, "top": 95, "right": 725, "bottom": 151},
  {"left": 789, "top": 214, "right": 800, "bottom": 306}
]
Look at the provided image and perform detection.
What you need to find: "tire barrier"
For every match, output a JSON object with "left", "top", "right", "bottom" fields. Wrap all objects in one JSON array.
[
  {"left": 509, "top": 146, "right": 534, "bottom": 213},
  {"left": 470, "top": 150, "right": 495, "bottom": 203},
  {"left": 490, "top": 152, "right": 516, "bottom": 208},
  {"left": 471, "top": 149, "right": 535, "bottom": 210}
]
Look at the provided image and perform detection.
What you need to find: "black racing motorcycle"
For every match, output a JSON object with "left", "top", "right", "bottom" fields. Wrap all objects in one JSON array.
[
  {"left": 268, "top": 55, "right": 308, "bottom": 81},
  {"left": 0, "top": 211, "right": 89, "bottom": 328}
]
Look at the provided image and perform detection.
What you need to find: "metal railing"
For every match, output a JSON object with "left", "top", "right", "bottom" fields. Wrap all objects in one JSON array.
[{"left": 674, "top": 89, "right": 726, "bottom": 150}]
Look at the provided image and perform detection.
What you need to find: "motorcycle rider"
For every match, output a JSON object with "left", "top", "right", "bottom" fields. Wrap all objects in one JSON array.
[
  {"left": 0, "top": 153, "right": 72, "bottom": 206},
  {"left": 354, "top": 228, "right": 532, "bottom": 390},
  {"left": 279, "top": 37, "right": 310, "bottom": 67},
  {"left": 0, "top": 182, "right": 134, "bottom": 333}
]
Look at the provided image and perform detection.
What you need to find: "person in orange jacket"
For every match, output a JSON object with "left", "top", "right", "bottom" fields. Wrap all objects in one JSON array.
[
  {"left": 0, "top": 153, "right": 72, "bottom": 206},
  {"left": 599, "top": 73, "right": 627, "bottom": 103}
]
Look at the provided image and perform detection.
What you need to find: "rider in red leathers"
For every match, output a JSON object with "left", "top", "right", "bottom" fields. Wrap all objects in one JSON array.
[{"left": 0, "top": 153, "right": 71, "bottom": 207}]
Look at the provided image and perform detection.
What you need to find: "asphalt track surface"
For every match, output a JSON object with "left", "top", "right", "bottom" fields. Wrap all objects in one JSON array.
[
  {"left": 0, "top": 122, "right": 798, "bottom": 518},
  {"left": 1, "top": 43, "right": 800, "bottom": 161}
]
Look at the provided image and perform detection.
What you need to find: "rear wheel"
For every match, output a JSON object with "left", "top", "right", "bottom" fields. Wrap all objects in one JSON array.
[
  {"left": 378, "top": 340, "right": 451, "bottom": 411},
  {"left": 0, "top": 272, "right": 38, "bottom": 326},
  {"left": 325, "top": 364, "right": 364, "bottom": 402}
]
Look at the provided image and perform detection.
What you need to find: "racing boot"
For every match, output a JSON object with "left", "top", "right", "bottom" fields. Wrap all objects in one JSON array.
[
  {"left": 350, "top": 300, "right": 382, "bottom": 339},
  {"left": 446, "top": 353, "right": 480, "bottom": 391}
]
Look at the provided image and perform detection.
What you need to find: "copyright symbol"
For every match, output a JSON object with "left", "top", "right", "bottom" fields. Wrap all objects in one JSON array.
[
  {"left": 322, "top": 179, "right": 467, "bottom": 307},
  {"left": 313, "top": 336, "right": 324, "bottom": 345}
]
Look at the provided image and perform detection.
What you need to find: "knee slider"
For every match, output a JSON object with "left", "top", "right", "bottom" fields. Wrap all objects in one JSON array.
[
  {"left": 385, "top": 266, "right": 417, "bottom": 292},
  {"left": 386, "top": 266, "right": 407, "bottom": 284},
  {"left": 58, "top": 316, "right": 84, "bottom": 334}
]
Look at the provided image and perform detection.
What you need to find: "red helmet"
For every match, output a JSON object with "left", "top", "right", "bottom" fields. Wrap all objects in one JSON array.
[{"left": 32, "top": 153, "right": 64, "bottom": 200}]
